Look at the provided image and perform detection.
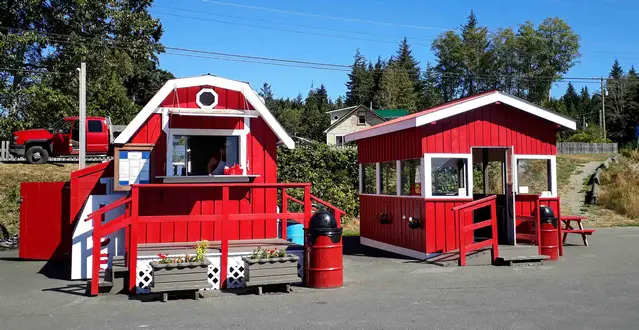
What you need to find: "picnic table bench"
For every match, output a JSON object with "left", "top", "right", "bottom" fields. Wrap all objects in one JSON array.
[{"left": 561, "top": 215, "right": 595, "bottom": 246}]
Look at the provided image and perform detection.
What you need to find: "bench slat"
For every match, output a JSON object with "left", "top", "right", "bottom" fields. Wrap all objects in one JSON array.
[{"left": 563, "top": 229, "right": 595, "bottom": 235}]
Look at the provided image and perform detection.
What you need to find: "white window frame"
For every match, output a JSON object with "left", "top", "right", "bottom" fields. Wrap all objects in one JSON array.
[
  {"left": 377, "top": 161, "right": 398, "bottom": 196},
  {"left": 397, "top": 158, "right": 425, "bottom": 198},
  {"left": 359, "top": 159, "right": 425, "bottom": 199},
  {"left": 424, "top": 153, "right": 473, "bottom": 200},
  {"left": 513, "top": 154, "right": 557, "bottom": 198},
  {"left": 196, "top": 88, "right": 219, "bottom": 109},
  {"left": 335, "top": 135, "right": 345, "bottom": 147},
  {"left": 165, "top": 127, "right": 248, "bottom": 176}
]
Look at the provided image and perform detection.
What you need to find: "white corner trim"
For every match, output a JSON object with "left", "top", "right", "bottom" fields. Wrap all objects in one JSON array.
[
  {"left": 114, "top": 75, "right": 295, "bottom": 149},
  {"left": 360, "top": 237, "right": 439, "bottom": 260},
  {"left": 359, "top": 163, "right": 363, "bottom": 194},
  {"left": 375, "top": 163, "right": 381, "bottom": 195},
  {"left": 345, "top": 91, "right": 576, "bottom": 142},
  {"left": 396, "top": 160, "right": 401, "bottom": 196},
  {"left": 195, "top": 88, "right": 219, "bottom": 109}
]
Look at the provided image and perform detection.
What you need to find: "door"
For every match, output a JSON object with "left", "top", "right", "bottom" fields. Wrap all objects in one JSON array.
[
  {"left": 86, "top": 119, "right": 108, "bottom": 154},
  {"left": 19, "top": 182, "right": 71, "bottom": 260}
]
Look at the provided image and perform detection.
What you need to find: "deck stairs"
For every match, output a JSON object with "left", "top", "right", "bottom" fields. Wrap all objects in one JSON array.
[{"left": 87, "top": 255, "right": 129, "bottom": 295}]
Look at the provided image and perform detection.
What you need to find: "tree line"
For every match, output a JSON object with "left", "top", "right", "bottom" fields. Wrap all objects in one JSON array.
[{"left": 1, "top": 0, "right": 173, "bottom": 139}]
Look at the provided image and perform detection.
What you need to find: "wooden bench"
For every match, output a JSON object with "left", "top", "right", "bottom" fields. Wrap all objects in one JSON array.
[{"left": 561, "top": 216, "right": 595, "bottom": 246}]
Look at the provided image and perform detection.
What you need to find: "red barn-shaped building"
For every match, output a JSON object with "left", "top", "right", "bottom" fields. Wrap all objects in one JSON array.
[
  {"left": 346, "top": 91, "right": 576, "bottom": 264},
  {"left": 19, "top": 75, "right": 344, "bottom": 296}
]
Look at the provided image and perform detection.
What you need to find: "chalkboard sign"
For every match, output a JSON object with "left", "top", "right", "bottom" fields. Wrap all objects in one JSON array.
[{"left": 114, "top": 144, "right": 154, "bottom": 191}]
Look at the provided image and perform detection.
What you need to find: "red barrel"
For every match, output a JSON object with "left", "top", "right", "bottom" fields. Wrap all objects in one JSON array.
[
  {"left": 539, "top": 205, "right": 559, "bottom": 260},
  {"left": 304, "top": 211, "right": 343, "bottom": 289}
]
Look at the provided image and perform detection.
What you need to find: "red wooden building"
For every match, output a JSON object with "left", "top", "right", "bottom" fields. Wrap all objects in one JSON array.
[
  {"left": 345, "top": 91, "right": 576, "bottom": 264},
  {"left": 19, "top": 75, "right": 343, "bottom": 296}
]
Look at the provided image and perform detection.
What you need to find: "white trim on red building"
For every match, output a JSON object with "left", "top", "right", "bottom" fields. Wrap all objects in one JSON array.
[
  {"left": 345, "top": 91, "right": 577, "bottom": 143},
  {"left": 114, "top": 75, "right": 295, "bottom": 149}
]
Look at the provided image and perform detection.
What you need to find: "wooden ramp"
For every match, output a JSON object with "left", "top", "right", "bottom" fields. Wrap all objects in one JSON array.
[{"left": 423, "top": 245, "right": 549, "bottom": 267}]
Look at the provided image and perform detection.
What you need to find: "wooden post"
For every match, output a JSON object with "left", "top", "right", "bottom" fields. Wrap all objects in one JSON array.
[
  {"left": 281, "top": 189, "right": 288, "bottom": 240},
  {"left": 535, "top": 198, "right": 542, "bottom": 255},
  {"left": 128, "top": 186, "right": 139, "bottom": 294},
  {"left": 491, "top": 200, "right": 499, "bottom": 263},
  {"left": 220, "top": 186, "right": 230, "bottom": 289},
  {"left": 90, "top": 213, "right": 102, "bottom": 296},
  {"left": 303, "top": 185, "right": 312, "bottom": 229},
  {"left": 458, "top": 210, "right": 467, "bottom": 266}
]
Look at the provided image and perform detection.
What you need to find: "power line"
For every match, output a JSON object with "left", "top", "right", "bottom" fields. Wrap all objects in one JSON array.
[
  {"left": 150, "top": 11, "right": 433, "bottom": 47},
  {"left": 154, "top": 4, "right": 438, "bottom": 43},
  {"left": 199, "top": 0, "right": 450, "bottom": 31},
  {"left": 0, "top": 67, "right": 74, "bottom": 75},
  {"left": 3, "top": 27, "right": 638, "bottom": 84}
]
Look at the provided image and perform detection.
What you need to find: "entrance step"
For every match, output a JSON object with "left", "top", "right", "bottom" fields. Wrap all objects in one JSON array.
[
  {"left": 495, "top": 245, "right": 549, "bottom": 266},
  {"left": 86, "top": 255, "right": 129, "bottom": 295},
  {"left": 424, "top": 248, "right": 493, "bottom": 267}
]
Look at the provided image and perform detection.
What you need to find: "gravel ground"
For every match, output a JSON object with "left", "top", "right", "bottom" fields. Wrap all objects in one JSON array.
[
  {"left": 559, "top": 161, "right": 601, "bottom": 215},
  {"left": 1, "top": 229, "right": 639, "bottom": 330}
]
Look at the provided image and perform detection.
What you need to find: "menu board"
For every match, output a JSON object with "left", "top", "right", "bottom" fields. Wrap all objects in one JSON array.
[{"left": 114, "top": 144, "right": 153, "bottom": 191}]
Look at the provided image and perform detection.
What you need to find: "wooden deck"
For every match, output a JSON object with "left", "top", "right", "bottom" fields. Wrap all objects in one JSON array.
[
  {"left": 136, "top": 238, "right": 302, "bottom": 257},
  {"left": 423, "top": 244, "right": 549, "bottom": 267}
]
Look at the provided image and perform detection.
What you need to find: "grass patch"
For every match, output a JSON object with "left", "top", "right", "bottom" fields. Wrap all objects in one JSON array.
[
  {"left": 0, "top": 164, "right": 76, "bottom": 235},
  {"left": 597, "top": 153, "right": 639, "bottom": 220},
  {"left": 342, "top": 218, "right": 360, "bottom": 237}
]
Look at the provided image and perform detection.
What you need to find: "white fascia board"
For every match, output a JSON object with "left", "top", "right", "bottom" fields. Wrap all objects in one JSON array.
[
  {"left": 414, "top": 93, "right": 501, "bottom": 127},
  {"left": 344, "top": 117, "right": 418, "bottom": 143},
  {"left": 115, "top": 75, "right": 295, "bottom": 149},
  {"left": 496, "top": 93, "right": 577, "bottom": 130}
]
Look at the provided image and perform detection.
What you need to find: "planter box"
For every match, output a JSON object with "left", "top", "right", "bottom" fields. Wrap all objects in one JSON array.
[
  {"left": 150, "top": 260, "right": 211, "bottom": 293},
  {"left": 243, "top": 255, "right": 301, "bottom": 287}
]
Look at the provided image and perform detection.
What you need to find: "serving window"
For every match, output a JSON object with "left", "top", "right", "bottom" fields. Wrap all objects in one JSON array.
[
  {"left": 166, "top": 128, "right": 245, "bottom": 177},
  {"left": 424, "top": 154, "right": 472, "bottom": 198},
  {"left": 515, "top": 156, "right": 556, "bottom": 197}
]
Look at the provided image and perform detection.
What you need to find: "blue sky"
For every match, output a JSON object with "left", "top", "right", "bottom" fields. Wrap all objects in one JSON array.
[{"left": 153, "top": 0, "right": 639, "bottom": 101}]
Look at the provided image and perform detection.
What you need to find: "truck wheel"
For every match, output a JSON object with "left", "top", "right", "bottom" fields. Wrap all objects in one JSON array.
[{"left": 25, "top": 146, "right": 49, "bottom": 164}]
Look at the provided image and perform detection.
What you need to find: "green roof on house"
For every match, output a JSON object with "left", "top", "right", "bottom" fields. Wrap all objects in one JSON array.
[{"left": 374, "top": 109, "right": 409, "bottom": 119}]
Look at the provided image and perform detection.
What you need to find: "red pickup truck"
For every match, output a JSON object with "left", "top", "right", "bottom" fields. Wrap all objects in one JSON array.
[{"left": 10, "top": 116, "right": 120, "bottom": 164}]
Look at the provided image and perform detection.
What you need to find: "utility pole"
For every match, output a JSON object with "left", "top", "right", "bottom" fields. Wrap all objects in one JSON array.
[
  {"left": 78, "top": 62, "right": 86, "bottom": 169},
  {"left": 601, "top": 78, "right": 606, "bottom": 140}
]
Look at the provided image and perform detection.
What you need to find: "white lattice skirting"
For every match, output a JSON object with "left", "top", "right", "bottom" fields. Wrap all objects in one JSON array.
[{"left": 136, "top": 251, "right": 304, "bottom": 294}]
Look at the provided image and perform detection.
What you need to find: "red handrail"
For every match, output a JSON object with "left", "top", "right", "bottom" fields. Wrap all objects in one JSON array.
[
  {"left": 285, "top": 193, "right": 346, "bottom": 227},
  {"left": 515, "top": 194, "right": 542, "bottom": 255},
  {"left": 453, "top": 195, "right": 499, "bottom": 266},
  {"left": 88, "top": 182, "right": 316, "bottom": 296}
]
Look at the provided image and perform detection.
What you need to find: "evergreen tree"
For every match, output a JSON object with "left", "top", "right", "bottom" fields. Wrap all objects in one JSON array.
[
  {"left": 562, "top": 82, "right": 580, "bottom": 117},
  {"left": 393, "top": 37, "right": 423, "bottom": 96},
  {"left": 345, "top": 49, "right": 373, "bottom": 107},
  {"left": 302, "top": 85, "right": 331, "bottom": 141},
  {"left": 421, "top": 62, "right": 443, "bottom": 108},
  {"left": 606, "top": 60, "right": 628, "bottom": 141},
  {"left": 258, "top": 82, "right": 274, "bottom": 101},
  {"left": 460, "top": 10, "right": 490, "bottom": 96},
  {"left": 374, "top": 63, "right": 417, "bottom": 112}
]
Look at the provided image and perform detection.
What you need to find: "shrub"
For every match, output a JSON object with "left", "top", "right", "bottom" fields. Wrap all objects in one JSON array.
[
  {"left": 598, "top": 157, "right": 639, "bottom": 219},
  {"left": 277, "top": 143, "right": 359, "bottom": 217}
]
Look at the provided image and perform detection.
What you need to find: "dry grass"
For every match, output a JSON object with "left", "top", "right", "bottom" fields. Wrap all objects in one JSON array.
[
  {"left": 597, "top": 152, "right": 639, "bottom": 221},
  {"left": 342, "top": 217, "right": 360, "bottom": 236},
  {"left": 0, "top": 164, "right": 76, "bottom": 235}
]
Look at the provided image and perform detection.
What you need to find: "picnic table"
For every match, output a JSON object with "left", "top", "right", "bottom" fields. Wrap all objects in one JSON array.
[{"left": 561, "top": 215, "right": 595, "bottom": 246}]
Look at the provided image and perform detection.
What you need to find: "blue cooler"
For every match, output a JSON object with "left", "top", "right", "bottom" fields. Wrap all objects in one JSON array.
[{"left": 286, "top": 221, "right": 305, "bottom": 245}]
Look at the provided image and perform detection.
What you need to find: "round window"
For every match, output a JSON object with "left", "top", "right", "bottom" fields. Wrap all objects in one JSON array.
[
  {"left": 333, "top": 115, "right": 339, "bottom": 120},
  {"left": 196, "top": 88, "right": 219, "bottom": 109}
]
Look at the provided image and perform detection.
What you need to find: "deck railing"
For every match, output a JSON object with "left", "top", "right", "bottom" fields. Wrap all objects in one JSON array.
[
  {"left": 452, "top": 195, "right": 499, "bottom": 267},
  {"left": 515, "top": 194, "right": 543, "bottom": 255},
  {"left": 280, "top": 190, "right": 345, "bottom": 242},
  {"left": 85, "top": 182, "right": 318, "bottom": 296}
]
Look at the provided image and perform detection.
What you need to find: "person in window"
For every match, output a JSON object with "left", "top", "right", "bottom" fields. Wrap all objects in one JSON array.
[{"left": 207, "top": 146, "right": 227, "bottom": 175}]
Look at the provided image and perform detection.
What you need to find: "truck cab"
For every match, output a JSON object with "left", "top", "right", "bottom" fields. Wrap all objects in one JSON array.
[{"left": 10, "top": 117, "right": 115, "bottom": 164}]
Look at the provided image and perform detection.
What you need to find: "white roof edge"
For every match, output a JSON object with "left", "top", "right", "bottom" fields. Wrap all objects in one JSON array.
[
  {"left": 114, "top": 75, "right": 295, "bottom": 149},
  {"left": 325, "top": 106, "right": 360, "bottom": 114},
  {"left": 345, "top": 91, "right": 576, "bottom": 142}
]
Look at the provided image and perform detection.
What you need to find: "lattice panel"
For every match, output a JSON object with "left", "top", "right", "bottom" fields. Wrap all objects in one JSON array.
[
  {"left": 226, "top": 256, "right": 245, "bottom": 289},
  {"left": 135, "top": 256, "right": 221, "bottom": 294},
  {"left": 134, "top": 252, "right": 304, "bottom": 294}
]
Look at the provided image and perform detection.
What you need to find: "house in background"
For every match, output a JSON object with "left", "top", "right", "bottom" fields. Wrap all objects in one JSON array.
[{"left": 324, "top": 106, "right": 409, "bottom": 146}]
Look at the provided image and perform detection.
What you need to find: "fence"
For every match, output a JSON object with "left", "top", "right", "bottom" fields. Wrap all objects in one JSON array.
[
  {"left": 557, "top": 142, "right": 618, "bottom": 154},
  {"left": 0, "top": 141, "right": 111, "bottom": 163}
]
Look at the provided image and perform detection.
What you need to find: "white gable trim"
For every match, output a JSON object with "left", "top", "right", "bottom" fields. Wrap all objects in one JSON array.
[
  {"left": 345, "top": 91, "right": 576, "bottom": 142},
  {"left": 114, "top": 76, "right": 295, "bottom": 149}
]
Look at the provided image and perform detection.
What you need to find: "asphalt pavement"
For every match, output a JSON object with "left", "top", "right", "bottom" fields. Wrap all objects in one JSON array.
[{"left": 1, "top": 227, "right": 638, "bottom": 330}]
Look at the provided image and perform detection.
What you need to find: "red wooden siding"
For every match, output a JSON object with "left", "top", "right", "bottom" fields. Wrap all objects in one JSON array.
[
  {"left": 127, "top": 115, "right": 279, "bottom": 243},
  {"left": 160, "top": 86, "right": 255, "bottom": 110},
  {"left": 360, "top": 195, "right": 426, "bottom": 252},
  {"left": 19, "top": 182, "right": 70, "bottom": 260},
  {"left": 514, "top": 196, "right": 561, "bottom": 239},
  {"left": 360, "top": 195, "right": 474, "bottom": 254},
  {"left": 130, "top": 114, "right": 166, "bottom": 181},
  {"left": 424, "top": 199, "right": 472, "bottom": 253},
  {"left": 420, "top": 104, "right": 557, "bottom": 155},
  {"left": 357, "top": 127, "right": 422, "bottom": 163},
  {"left": 70, "top": 161, "right": 111, "bottom": 225}
]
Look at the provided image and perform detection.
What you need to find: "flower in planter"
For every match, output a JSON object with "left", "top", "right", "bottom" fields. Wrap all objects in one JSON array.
[
  {"left": 195, "top": 241, "right": 208, "bottom": 262},
  {"left": 157, "top": 253, "right": 174, "bottom": 264},
  {"left": 250, "top": 246, "right": 290, "bottom": 259}
]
